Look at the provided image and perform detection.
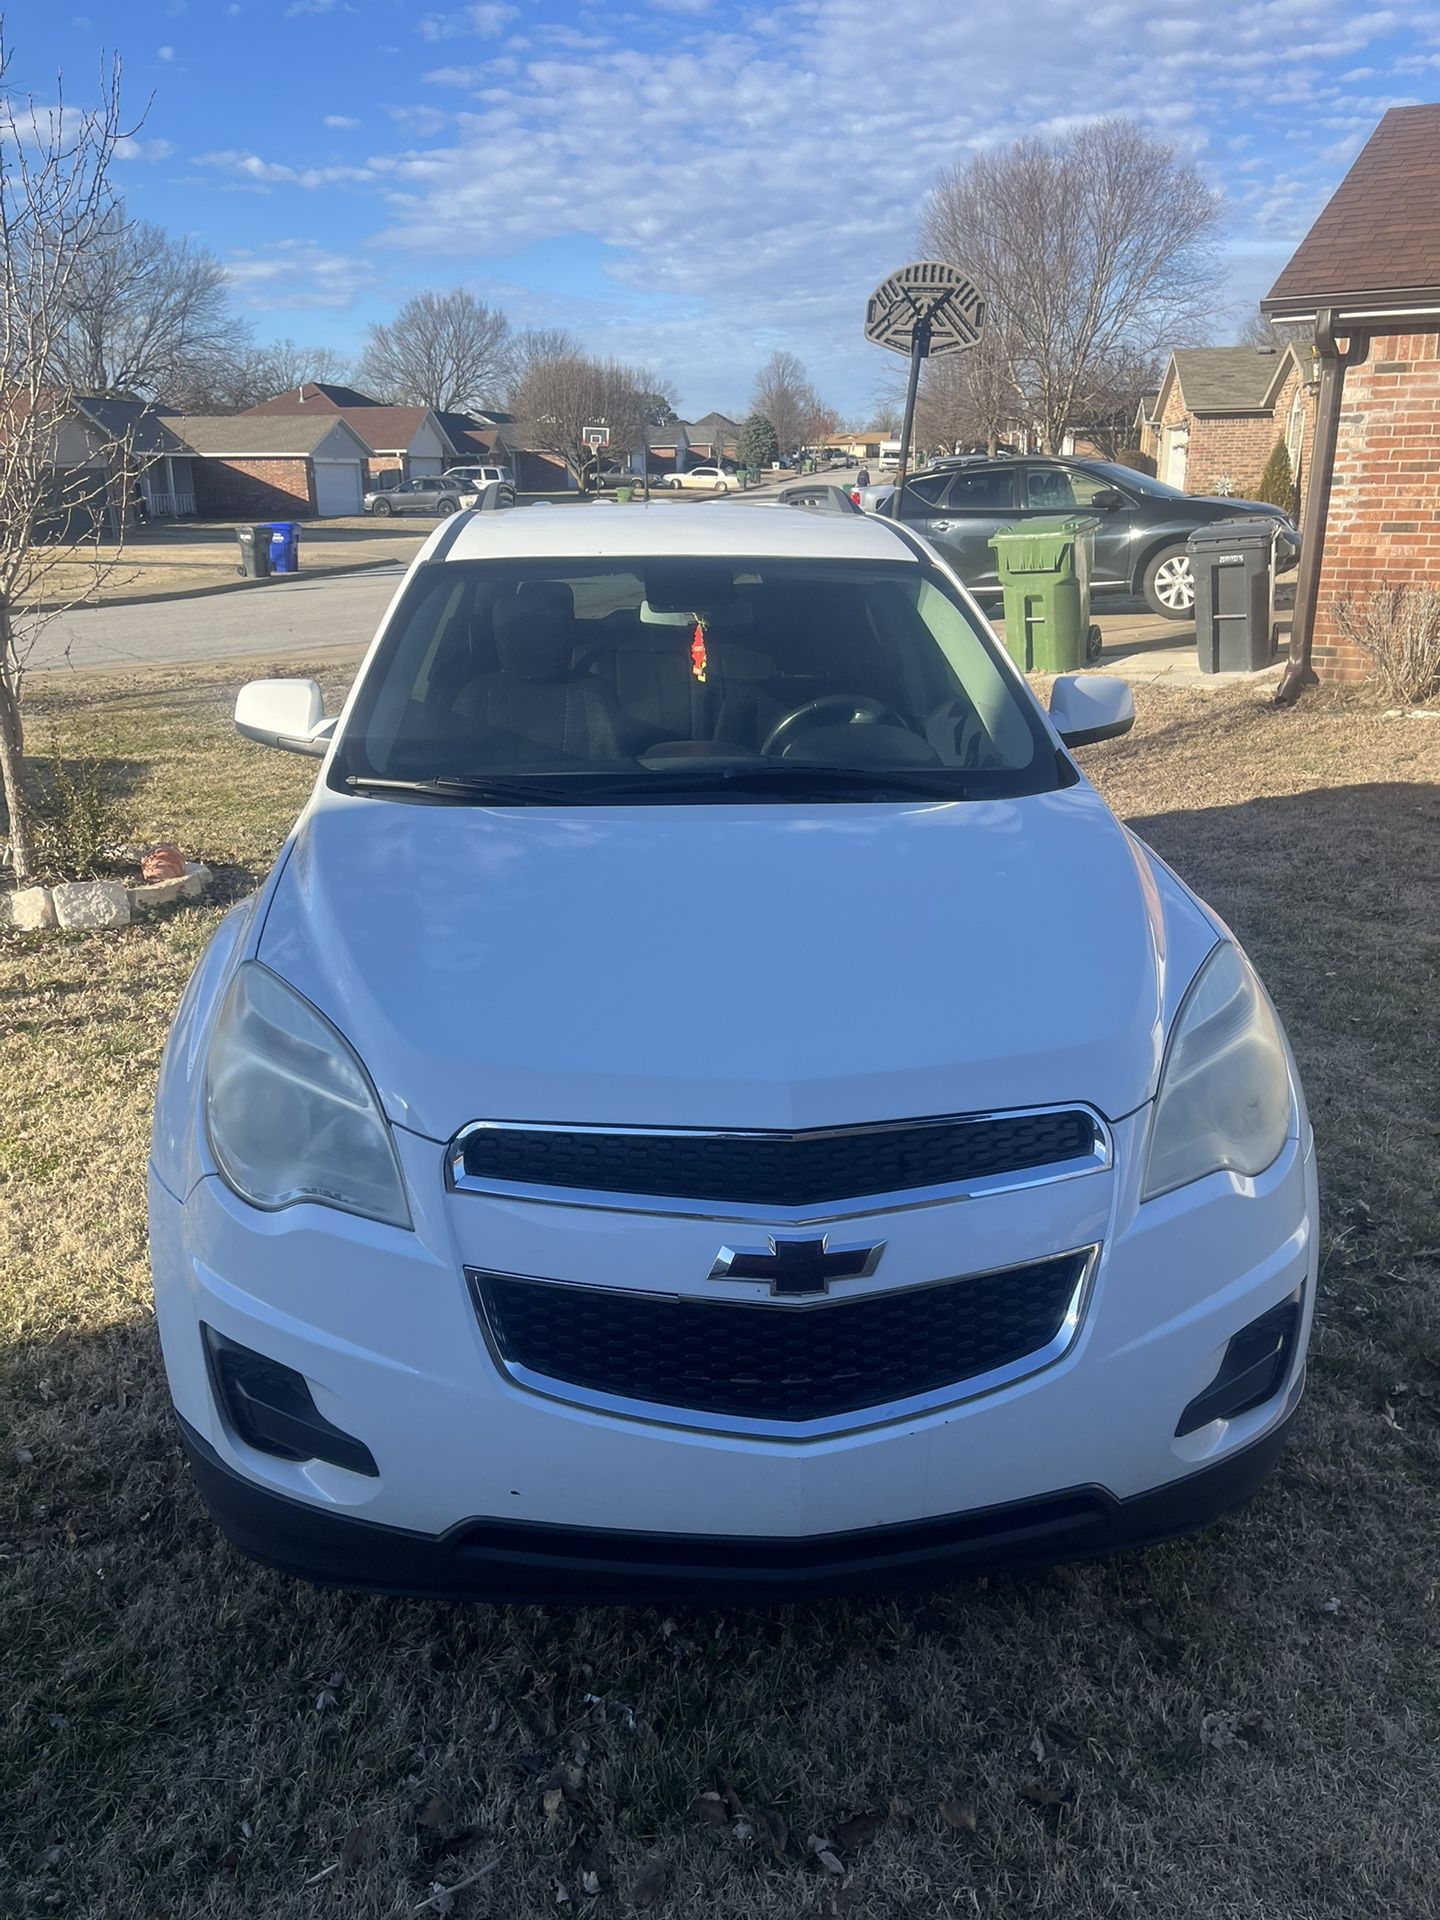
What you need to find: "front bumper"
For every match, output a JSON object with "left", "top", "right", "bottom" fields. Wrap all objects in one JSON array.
[
  {"left": 175, "top": 1396, "right": 1301, "bottom": 1603},
  {"left": 149, "top": 1112, "right": 1318, "bottom": 1597}
]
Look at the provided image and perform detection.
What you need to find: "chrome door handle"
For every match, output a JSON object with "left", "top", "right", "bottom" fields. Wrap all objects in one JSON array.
[{"left": 930, "top": 520, "right": 952, "bottom": 532}]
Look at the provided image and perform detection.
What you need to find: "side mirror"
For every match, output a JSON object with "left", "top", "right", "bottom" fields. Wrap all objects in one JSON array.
[
  {"left": 1090, "top": 488, "right": 1127, "bottom": 511},
  {"left": 235, "top": 678, "right": 332, "bottom": 757},
  {"left": 1049, "top": 673, "right": 1134, "bottom": 748}
]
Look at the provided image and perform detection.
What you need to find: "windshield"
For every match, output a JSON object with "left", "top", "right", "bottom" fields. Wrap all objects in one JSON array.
[
  {"left": 330, "top": 554, "right": 1062, "bottom": 803},
  {"left": 1078, "top": 461, "right": 1189, "bottom": 500}
]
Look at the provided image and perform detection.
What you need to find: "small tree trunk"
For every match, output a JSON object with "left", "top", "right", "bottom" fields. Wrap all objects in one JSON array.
[{"left": 0, "top": 656, "right": 35, "bottom": 883}]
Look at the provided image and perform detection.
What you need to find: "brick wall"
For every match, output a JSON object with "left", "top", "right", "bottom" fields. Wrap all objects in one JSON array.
[
  {"left": 1186, "top": 414, "right": 1274, "bottom": 497},
  {"left": 1311, "top": 330, "right": 1440, "bottom": 681},
  {"left": 191, "top": 456, "right": 316, "bottom": 520}
]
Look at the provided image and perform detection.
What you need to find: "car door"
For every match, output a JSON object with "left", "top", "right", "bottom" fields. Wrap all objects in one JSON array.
[
  {"left": 905, "top": 465, "right": 1019, "bottom": 589},
  {"left": 1016, "top": 463, "right": 1136, "bottom": 588}
]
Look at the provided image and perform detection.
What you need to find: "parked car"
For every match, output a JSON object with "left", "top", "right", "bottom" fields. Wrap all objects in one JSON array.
[
  {"left": 151, "top": 497, "right": 1316, "bottom": 1601},
  {"left": 861, "top": 456, "right": 1299, "bottom": 617},
  {"left": 365, "top": 475, "right": 478, "bottom": 517},
  {"left": 443, "top": 463, "right": 514, "bottom": 491},
  {"left": 664, "top": 465, "right": 738, "bottom": 492}
]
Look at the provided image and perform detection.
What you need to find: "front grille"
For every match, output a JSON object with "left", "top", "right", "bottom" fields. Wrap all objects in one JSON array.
[
  {"left": 471, "top": 1253, "right": 1087, "bottom": 1422},
  {"left": 456, "top": 1109, "right": 1099, "bottom": 1207}
]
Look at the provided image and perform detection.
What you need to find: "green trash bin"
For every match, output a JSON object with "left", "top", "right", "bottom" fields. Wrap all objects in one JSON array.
[
  {"left": 989, "top": 516, "right": 1100, "bottom": 672},
  {"left": 615, "top": 485, "right": 634, "bottom": 504}
]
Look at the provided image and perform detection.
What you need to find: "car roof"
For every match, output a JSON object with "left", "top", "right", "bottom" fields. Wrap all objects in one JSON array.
[{"left": 438, "top": 501, "right": 914, "bottom": 565}]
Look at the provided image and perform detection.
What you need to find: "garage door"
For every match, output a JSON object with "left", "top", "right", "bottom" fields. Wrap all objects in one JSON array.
[
  {"left": 408, "top": 456, "right": 444, "bottom": 477},
  {"left": 313, "top": 460, "right": 363, "bottom": 517}
]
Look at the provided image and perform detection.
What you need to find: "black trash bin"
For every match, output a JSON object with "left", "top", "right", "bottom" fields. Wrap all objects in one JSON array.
[
  {"left": 1186, "top": 518, "right": 1278, "bottom": 673},
  {"left": 235, "top": 525, "right": 272, "bottom": 579}
]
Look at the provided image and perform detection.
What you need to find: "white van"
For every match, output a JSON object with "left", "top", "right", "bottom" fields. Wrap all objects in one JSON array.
[{"left": 878, "top": 440, "right": 903, "bottom": 471}]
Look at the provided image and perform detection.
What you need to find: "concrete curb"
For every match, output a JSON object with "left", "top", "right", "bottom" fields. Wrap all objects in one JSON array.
[{"left": 30, "top": 555, "right": 409, "bottom": 617}]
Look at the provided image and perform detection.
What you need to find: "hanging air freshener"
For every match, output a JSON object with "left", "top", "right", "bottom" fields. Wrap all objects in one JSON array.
[{"left": 690, "top": 618, "right": 708, "bottom": 683}]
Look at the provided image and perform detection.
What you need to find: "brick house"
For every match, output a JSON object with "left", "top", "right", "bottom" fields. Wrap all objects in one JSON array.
[
  {"left": 242, "top": 385, "right": 459, "bottom": 486},
  {"left": 1262, "top": 103, "right": 1440, "bottom": 688},
  {"left": 1147, "top": 346, "right": 1316, "bottom": 503},
  {"left": 170, "top": 413, "right": 371, "bottom": 518}
]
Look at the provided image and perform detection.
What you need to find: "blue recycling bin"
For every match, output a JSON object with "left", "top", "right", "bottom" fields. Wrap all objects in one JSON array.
[{"left": 267, "top": 522, "right": 299, "bottom": 574}]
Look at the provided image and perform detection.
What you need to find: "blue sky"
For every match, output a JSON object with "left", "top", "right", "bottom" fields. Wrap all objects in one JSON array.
[{"left": 22, "top": 0, "right": 1440, "bottom": 417}]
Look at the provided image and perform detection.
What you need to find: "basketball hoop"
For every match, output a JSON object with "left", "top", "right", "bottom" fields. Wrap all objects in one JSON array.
[{"left": 584, "top": 425, "right": 610, "bottom": 451}]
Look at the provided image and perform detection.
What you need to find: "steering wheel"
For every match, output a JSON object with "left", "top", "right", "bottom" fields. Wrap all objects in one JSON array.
[{"left": 761, "top": 694, "right": 906, "bottom": 758}]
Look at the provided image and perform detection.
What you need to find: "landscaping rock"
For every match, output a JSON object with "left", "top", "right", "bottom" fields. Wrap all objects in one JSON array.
[
  {"left": 8, "top": 886, "right": 56, "bottom": 931},
  {"left": 51, "top": 879, "right": 131, "bottom": 932},
  {"left": 129, "top": 874, "right": 187, "bottom": 909},
  {"left": 179, "top": 861, "right": 211, "bottom": 900}
]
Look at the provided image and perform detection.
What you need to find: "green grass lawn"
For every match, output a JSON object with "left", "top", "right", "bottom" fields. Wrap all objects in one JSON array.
[{"left": 2, "top": 665, "right": 1438, "bottom": 1919}]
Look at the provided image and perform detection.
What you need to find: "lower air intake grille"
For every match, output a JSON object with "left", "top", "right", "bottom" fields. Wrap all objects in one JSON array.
[
  {"left": 457, "top": 1109, "right": 1099, "bottom": 1206},
  {"left": 471, "top": 1253, "right": 1087, "bottom": 1422}
]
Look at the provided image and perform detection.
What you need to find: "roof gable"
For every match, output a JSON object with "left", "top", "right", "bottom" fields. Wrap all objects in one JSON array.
[
  {"left": 1165, "top": 347, "right": 1286, "bottom": 414},
  {"left": 1265, "top": 104, "right": 1440, "bottom": 316}
]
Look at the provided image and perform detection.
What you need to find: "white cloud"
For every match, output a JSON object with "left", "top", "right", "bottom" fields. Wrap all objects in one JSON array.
[
  {"left": 323, "top": 114, "right": 363, "bottom": 128},
  {"left": 285, "top": 0, "right": 337, "bottom": 14},
  {"left": 198, "top": 148, "right": 376, "bottom": 188},
  {"left": 225, "top": 240, "right": 372, "bottom": 310},
  {"left": 157, "top": 45, "right": 176, "bottom": 61},
  {"left": 115, "top": 136, "right": 177, "bottom": 163},
  {"left": 423, "top": 65, "right": 484, "bottom": 85},
  {"left": 418, "top": 3, "right": 516, "bottom": 40}
]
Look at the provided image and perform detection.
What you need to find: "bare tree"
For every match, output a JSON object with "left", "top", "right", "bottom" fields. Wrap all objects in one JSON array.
[
  {"left": 751, "top": 350, "right": 811, "bottom": 455},
  {"left": 921, "top": 118, "right": 1222, "bottom": 452},
  {"left": 1236, "top": 311, "right": 1282, "bottom": 350},
  {"left": 0, "top": 35, "right": 132, "bottom": 881},
  {"left": 51, "top": 207, "right": 245, "bottom": 398},
  {"left": 163, "top": 336, "right": 353, "bottom": 413},
  {"left": 358, "top": 288, "right": 511, "bottom": 413},
  {"left": 511, "top": 352, "right": 647, "bottom": 486},
  {"left": 505, "top": 325, "right": 579, "bottom": 402}
]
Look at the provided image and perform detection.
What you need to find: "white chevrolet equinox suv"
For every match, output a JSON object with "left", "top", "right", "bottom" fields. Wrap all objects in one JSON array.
[{"left": 149, "top": 493, "right": 1317, "bottom": 1601}]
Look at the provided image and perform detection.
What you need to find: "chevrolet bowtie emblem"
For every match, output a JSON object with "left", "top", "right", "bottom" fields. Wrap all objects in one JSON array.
[{"left": 709, "top": 1234, "right": 884, "bottom": 1297}]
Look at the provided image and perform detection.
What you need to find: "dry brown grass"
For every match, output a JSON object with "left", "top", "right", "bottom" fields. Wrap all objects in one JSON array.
[{"left": 2, "top": 670, "right": 1439, "bottom": 1920}]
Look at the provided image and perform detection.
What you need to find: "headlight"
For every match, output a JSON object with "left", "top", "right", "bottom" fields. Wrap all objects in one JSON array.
[
  {"left": 204, "top": 963, "right": 411, "bottom": 1229},
  {"left": 1142, "top": 943, "right": 1292, "bottom": 1201}
]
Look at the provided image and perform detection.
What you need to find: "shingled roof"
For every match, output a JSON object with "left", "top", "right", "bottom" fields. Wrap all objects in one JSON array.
[
  {"left": 1264, "top": 105, "right": 1440, "bottom": 317},
  {"left": 169, "top": 414, "right": 372, "bottom": 457},
  {"left": 1166, "top": 348, "right": 1286, "bottom": 414}
]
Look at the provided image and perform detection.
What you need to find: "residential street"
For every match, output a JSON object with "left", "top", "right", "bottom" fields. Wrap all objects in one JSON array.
[{"left": 24, "top": 563, "right": 409, "bottom": 673}]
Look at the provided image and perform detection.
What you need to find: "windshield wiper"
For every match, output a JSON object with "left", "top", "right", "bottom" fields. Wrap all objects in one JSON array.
[
  {"left": 339, "top": 772, "right": 596, "bottom": 804},
  {"left": 341, "top": 765, "right": 973, "bottom": 805}
]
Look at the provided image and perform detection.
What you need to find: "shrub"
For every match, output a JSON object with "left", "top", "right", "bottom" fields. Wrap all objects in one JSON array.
[
  {"left": 1334, "top": 584, "right": 1440, "bottom": 706},
  {"left": 737, "top": 413, "right": 779, "bottom": 470},
  {"left": 1254, "top": 436, "right": 1295, "bottom": 512},
  {"left": 31, "top": 739, "right": 127, "bottom": 878}
]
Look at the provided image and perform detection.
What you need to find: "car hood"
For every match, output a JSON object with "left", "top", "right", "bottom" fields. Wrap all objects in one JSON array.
[{"left": 257, "top": 783, "right": 1217, "bottom": 1142}]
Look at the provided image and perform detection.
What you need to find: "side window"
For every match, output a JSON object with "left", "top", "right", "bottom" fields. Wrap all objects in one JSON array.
[
  {"left": 1023, "top": 467, "right": 1077, "bottom": 510},
  {"left": 943, "top": 468, "right": 1017, "bottom": 512},
  {"left": 907, "top": 471, "right": 951, "bottom": 507},
  {"left": 1066, "top": 470, "right": 1128, "bottom": 507}
]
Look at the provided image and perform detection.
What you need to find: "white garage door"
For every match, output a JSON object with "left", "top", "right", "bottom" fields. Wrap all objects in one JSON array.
[
  {"left": 408, "top": 456, "right": 444, "bottom": 477},
  {"left": 313, "top": 460, "right": 363, "bottom": 517}
]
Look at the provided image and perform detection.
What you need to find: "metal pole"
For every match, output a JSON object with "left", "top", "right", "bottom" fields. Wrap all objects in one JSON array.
[
  {"left": 892, "top": 317, "right": 928, "bottom": 520},
  {"left": 1275, "top": 307, "right": 1367, "bottom": 705}
]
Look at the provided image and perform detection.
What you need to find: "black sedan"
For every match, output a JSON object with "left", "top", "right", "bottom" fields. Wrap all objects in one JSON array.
[{"left": 865, "top": 457, "right": 1298, "bottom": 618}]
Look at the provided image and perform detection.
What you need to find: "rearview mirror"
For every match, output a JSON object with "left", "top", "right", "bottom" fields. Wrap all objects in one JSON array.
[
  {"left": 235, "top": 678, "right": 332, "bottom": 757},
  {"left": 1049, "top": 674, "right": 1134, "bottom": 748}
]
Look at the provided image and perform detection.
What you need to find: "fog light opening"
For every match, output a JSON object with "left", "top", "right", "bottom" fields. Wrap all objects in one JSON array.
[
  {"left": 202, "top": 1324, "right": 378, "bottom": 1477},
  {"left": 1176, "top": 1288, "right": 1303, "bottom": 1439}
]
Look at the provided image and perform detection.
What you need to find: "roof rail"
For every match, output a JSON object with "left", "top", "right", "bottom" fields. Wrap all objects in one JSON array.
[{"left": 473, "top": 479, "right": 516, "bottom": 510}]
